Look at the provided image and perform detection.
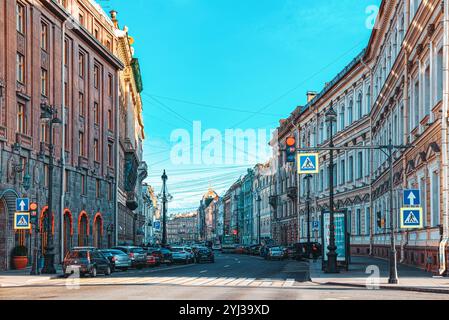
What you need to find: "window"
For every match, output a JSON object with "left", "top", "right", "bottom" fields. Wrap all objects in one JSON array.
[
  {"left": 64, "top": 170, "right": 69, "bottom": 193},
  {"left": 40, "top": 123, "right": 49, "bottom": 143},
  {"left": 94, "top": 139, "right": 99, "bottom": 162},
  {"left": 94, "top": 65, "right": 99, "bottom": 88},
  {"left": 79, "top": 131, "right": 85, "bottom": 156},
  {"left": 96, "top": 179, "right": 101, "bottom": 198},
  {"left": 94, "top": 102, "right": 99, "bottom": 124},
  {"left": 64, "top": 39, "right": 69, "bottom": 66},
  {"left": 424, "top": 66, "right": 430, "bottom": 118},
  {"left": 40, "top": 22, "right": 48, "bottom": 50},
  {"left": 44, "top": 164, "right": 49, "bottom": 188},
  {"left": 79, "top": 92, "right": 85, "bottom": 116},
  {"left": 78, "top": 11, "right": 85, "bottom": 26},
  {"left": 94, "top": 26, "right": 100, "bottom": 40},
  {"left": 357, "top": 152, "right": 363, "bottom": 179},
  {"left": 41, "top": 69, "right": 48, "bottom": 96},
  {"left": 107, "top": 109, "right": 113, "bottom": 130},
  {"left": 340, "top": 159, "right": 345, "bottom": 185},
  {"left": 16, "top": 53, "right": 25, "bottom": 84},
  {"left": 413, "top": 79, "right": 419, "bottom": 129},
  {"left": 348, "top": 156, "right": 354, "bottom": 182},
  {"left": 357, "top": 92, "right": 363, "bottom": 119},
  {"left": 365, "top": 207, "right": 371, "bottom": 235},
  {"left": 78, "top": 53, "right": 85, "bottom": 78},
  {"left": 420, "top": 176, "right": 426, "bottom": 227},
  {"left": 17, "top": 103, "right": 26, "bottom": 134},
  {"left": 431, "top": 170, "right": 440, "bottom": 227},
  {"left": 356, "top": 209, "right": 361, "bottom": 235},
  {"left": 108, "top": 182, "right": 113, "bottom": 201},
  {"left": 16, "top": 3, "right": 25, "bottom": 33},
  {"left": 436, "top": 48, "right": 443, "bottom": 102},
  {"left": 108, "top": 74, "right": 113, "bottom": 96},
  {"left": 348, "top": 99, "right": 353, "bottom": 125},
  {"left": 366, "top": 87, "right": 371, "bottom": 113},
  {"left": 64, "top": 122, "right": 69, "bottom": 149},
  {"left": 81, "top": 174, "right": 86, "bottom": 195},
  {"left": 108, "top": 143, "right": 113, "bottom": 167}
]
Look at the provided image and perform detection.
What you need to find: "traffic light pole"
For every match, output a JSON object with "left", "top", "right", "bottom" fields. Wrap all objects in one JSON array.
[{"left": 296, "top": 142, "right": 413, "bottom": 281}]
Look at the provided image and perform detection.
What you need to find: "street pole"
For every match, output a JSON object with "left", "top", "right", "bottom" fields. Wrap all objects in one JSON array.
[
  {"left": 305, "top": 174, "right": 312, "bottom": 257},
  {"left": 257, "top": 193, "right": 261, "bottom": 244},
  {"left": 325, "top": 104, "right": 338, "bottom": 273},
  {"left": 161, "top": 170, "right": 168, "bottom": 246},
  {"left": 388, "top": 140, "right": 399, "bottom": 284},
  {"left": 41, "top": 105, "right": 60, "bottom": 274}
]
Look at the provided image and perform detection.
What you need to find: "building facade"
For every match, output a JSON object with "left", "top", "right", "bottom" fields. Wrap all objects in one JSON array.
[{"left": 167, "top": 211, "right": 198, "bottom": 244}]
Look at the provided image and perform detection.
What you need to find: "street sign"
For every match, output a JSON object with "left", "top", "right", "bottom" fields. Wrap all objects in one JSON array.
[
  {"left": 400, "top": 207, "right": 423, "bottom": 229},
  {"left": 154, "top": 220, "right": 161, "bottom": 231},
  {"left": 312, "top": 220, "right": 319, "bottom": 230},
  {"left": 14, "top": 212, "right": 31, "bottom": 230},
  {"left": 404, "top": 189, "right": 420, "bottom": 206},
  {"left": 16, "top": 198, "right": 29, "bottom": 212},
  {"left": 298, "top": 153, "right": 319, "bottom": 174}
]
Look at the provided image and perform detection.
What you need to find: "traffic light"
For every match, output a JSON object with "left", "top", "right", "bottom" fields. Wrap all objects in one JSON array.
[
  {"left": 376, "top": 212, "right": 382, "bottom": 228},
  {"left": 285, "top": 136, "right": 296, "bottom": 163},
  {"left": 30, "top": 202, "right": 38, "bottom": 225}
]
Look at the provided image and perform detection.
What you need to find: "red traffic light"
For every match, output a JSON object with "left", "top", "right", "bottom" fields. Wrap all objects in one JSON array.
[{"left": 286, "top": 137, "right": 296, "bottom": 147}]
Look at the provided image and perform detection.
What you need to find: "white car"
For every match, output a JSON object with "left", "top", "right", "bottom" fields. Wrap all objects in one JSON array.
[
  {"left": 212, "top": 243, "right": 222, "bottom": 251},
  {"left": 171, "top": 247, "right": 192, "bottom": 264}
]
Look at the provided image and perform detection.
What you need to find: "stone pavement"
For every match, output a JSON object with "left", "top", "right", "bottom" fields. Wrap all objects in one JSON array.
[
  {"left": 0, "top": 266, "right": 62, "bottom": 287},
  {"left": 309, "top": 255, "right": 449, "bottom": 294}
]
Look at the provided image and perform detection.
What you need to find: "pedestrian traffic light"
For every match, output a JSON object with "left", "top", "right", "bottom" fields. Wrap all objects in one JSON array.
[{"left": 285, "top": 137, "right": 296, "bottom": 163}]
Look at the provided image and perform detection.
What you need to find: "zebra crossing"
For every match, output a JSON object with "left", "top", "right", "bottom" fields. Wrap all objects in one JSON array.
[{"left": 1, "top": 276, "right": 304, "bottom": 289}]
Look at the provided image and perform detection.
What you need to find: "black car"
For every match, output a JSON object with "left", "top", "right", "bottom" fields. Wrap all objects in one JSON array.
[
  {"left": 159, "top": 247, "right": 174, "bottom": 265},
  {"left": 63, "top": 249, "right": 112, "bottom": 277},
  {"left": 195, "top": 247, "right": 215, "bottom": 263}
]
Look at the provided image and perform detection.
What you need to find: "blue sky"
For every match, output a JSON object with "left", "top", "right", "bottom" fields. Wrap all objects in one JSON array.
[{"left": 105, "top": 0, "right": 380, "bottom": 213}]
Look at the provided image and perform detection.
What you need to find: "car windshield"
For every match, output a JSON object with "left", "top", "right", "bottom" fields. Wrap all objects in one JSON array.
[
  {"left": 171, "top": 247, "right": 184, "bottom": 252},
  {"left": 131, "top": 248, "right": 144, "bottom": 253},
  {"left": 67, "top": 251, "right": 88, "bottom": 259}
]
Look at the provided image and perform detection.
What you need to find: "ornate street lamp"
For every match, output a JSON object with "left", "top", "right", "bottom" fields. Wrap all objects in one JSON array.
[
  {"left": 40, "top": 103, "right": 61, "bottom": 275},
  {"left": 325, "top": 103, "right": 338, "bottom": 273},
  {"left": 304, "top": 174, "right": 313, "bottom": 257}
]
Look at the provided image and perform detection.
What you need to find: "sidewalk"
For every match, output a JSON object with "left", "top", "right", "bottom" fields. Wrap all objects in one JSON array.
[
  {"left": 309, "top": 256, "right": 449, "bottom": 294},
  {"left": 0, "top": 266, "right": 62, "bottom": 287}
]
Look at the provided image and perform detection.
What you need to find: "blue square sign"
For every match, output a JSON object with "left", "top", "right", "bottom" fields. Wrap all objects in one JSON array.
[
  {"left": 154, "top": 220, "right": 161, "bottom": 231},
  {"left": 14, "top": 212, "right": 31, "bottom": 230},
  {"left": 16, "top": 198, "right": 29, "bottom": 212},
  {"left": 298, "top": 153, "right": 319, "bottom": 174},
  {"left": 400, "top": 208, "right": 423, "bottom": 229},
  {"left": 404, "top": 189, "right": 420, "bottom": 206}
]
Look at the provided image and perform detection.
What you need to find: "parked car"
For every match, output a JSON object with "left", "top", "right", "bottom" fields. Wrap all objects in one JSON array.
[
  {"left": 266, "top": 247, "right": 286, "bottom": 260},
  {"left": 159, "top": 247, "right": 174, "bottom": 265},
  {"left": 144, "top": 247, "right": 162, "bottom": 266},
  {"left": 63, "top": 249, "right": 112, "bottom": 277},
  {"left": 212, "top": 243, "right": 222, "bottom": 251},
  {"left": 146, "top": 255, "right": 158, "bottom": 267},
  {"left": 183, "top": 247, "right": 195, "bottom": 261},
  {"left": 112, "top": 246, "right": 147, "bottom": 269},
  {"left": 99, "top": 249, "right": 131, "bottom": 271},
  {"left": 171, "top": 246, "right": 192, "bottom": 264},
  {"left": 234, "top": 245, "right": 247, "bottom": 254},
  {"left": 195, "top": 247, "right": 215, "bottom": 263}
]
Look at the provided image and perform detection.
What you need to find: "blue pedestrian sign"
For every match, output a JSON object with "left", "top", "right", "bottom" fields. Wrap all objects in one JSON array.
[
  {"left": 400, "top": 208, "right": 423, "bottom": 229},
  {"left": 16, "top": 198, "right": 29, "bottom": 212},
  {"left": 404, "top": 189, "right": 420, "bottom": 206},
  {"left": 298, "top": 153, "right": 319, "bottom": 174},
  {"left": 14, "top": 212, "right": 31, "bottom": 230},
  {"left": 154, "top": 220, "right": 161, "bottom": 231},
  {"left": 312, "top": 221, "right": 319, "bottom": 230}
]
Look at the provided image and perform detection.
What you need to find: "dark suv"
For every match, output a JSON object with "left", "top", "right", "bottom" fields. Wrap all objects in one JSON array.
[
  {"left": 112, "top": 246, "right": 147, "bottom": 269},
  {"left": 63, "top": 249, "right": 112, "bottom": 278}
]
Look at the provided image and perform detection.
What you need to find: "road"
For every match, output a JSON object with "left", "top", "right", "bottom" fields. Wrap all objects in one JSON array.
[{"left": 0, "top": 253, "right": 447, "bottom": 300}]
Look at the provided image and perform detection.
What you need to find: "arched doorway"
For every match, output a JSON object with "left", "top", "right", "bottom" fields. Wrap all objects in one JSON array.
[
  {"left": 39, "top": 207, "right": 54, "bottom": 255},
  {"left": 78, "top": 211, "right": 89, "bottom": 247},
  {"left": 93, "top": 213, "right": 103, "bottom": 248},
  {"left": 63, "top": 210, "right": 73, "bottom": 258}
]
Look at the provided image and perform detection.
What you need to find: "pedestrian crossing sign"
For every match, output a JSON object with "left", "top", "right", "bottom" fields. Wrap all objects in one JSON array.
[
  {"left": 14, "top": 212, "right": 31, "bottom": 230},
  {"left": 400, "top": 207, "right": 423, "bottom": 229},
  {"left": 298, "top": 153, "right": 319, "bottom": 174}
]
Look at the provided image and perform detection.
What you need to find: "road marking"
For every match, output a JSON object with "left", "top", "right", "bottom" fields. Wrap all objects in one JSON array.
[
  {"left": 224, "top": 265, "right": 230, "bottom": 268},
  {"left": 199, "top": 270, "right": 208, "bottom": 274},
  {"left": 236, "top": 278, "right": 255, "bottom": 286},
  {"left": 189, "top": 277, "right": 218, "bottom": 286},
  {"left": 283, "top": 279, "right": 295, "bottom": 287},
  {"left": 260, "top": 281, "right": 273, "bottom": 287}
]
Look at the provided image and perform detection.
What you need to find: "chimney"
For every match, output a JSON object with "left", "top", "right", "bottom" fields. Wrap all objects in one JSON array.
[
  {"left": 306, "top": 91, "right": 317, "bottom": 103},
  {"left": 110, "top": 10, "right": 119, "bottom": 28}
]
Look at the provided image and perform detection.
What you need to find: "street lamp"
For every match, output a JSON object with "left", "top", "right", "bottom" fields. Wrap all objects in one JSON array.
[
  {"left": 256, "top": 191, "right": 262, "bottom": 244},
  {"left": 40, "top": 103, "right": 61, "bottom": 275},
  {"left": 325, "top": 103, "right": 338, "bottom": 273},
  {"left": 304, "top": 174, "right": 313, "bottom": 257}
]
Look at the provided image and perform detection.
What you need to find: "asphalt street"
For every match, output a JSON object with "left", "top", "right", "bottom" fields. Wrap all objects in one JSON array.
[{"left": 0, "top": 253, "right": 448, "bottom": 300}]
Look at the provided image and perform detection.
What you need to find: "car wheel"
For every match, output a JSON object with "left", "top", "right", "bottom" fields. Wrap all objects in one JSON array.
[
  {"left": 105, "top": 266, "right": 112, "bottom": 276},
  {"left": 90, "top": 266, "right": 97, "bottom": 278}
]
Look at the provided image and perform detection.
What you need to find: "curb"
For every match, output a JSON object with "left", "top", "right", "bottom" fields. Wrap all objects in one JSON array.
[{"left": 323, "top": 281, "right": 449, "bottom": 295}]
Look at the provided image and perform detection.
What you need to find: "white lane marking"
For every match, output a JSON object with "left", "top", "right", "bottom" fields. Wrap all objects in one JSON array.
[
  {"left": 202, "top": 277, "right": 228, "bottom": 286},
  {"left": 213, "top": 277, "right": 237, "bottom": 286},
  {"left": 260, "top": 281, "right": 273, "bottom": 287},
  {"left": 199, "top": 270, "right": 208, "bottom": 274},
  {"left": 225, "top": 278, "right": 248, "bottom": 286},
  {"left": 236, "top": 278, "right": 255, "bottom": 286},
  {"left": 283, "top": 279, "right": 295, "bottom": 287},
  {"left": 224, "top": 265, "right": 230, "bottom": 268},
  {"left": 189, "top": 277, "right": 218, "bottom": 286}
]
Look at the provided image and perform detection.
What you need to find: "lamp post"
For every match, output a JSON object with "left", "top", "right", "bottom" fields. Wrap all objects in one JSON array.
[
  {"left": 387, "top": 140, "right": 398, "bottom": 284},
  {"left": 325, "top": 103, "right": 338, "bottom": 274},
  {"left": 40, "top": 103, "right": 61, "bottom": 275},
  {"left": 159, "top": 170, "right": 172, "bottom": 246},
  {"left": 304, "top": 174, "right": 313, "bottom": 257},
  {"left": 256, "top": 192, "right": 261, "bottom": 244}
]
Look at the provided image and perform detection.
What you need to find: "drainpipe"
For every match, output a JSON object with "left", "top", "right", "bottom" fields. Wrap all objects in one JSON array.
[
  {"left": 60, "top": 20, "right": 67, "bottom": 263},
  {"left": 439, "top": 0, "right": 449, "bottom": 276},
  {"left": 114, "top": 72, "right": 120, "bottom": 246},
  {"left": 360, "top": 57, "right": 374, "bottom": 255}
]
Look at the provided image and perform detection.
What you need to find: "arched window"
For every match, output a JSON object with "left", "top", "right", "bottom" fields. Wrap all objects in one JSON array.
[
  {"left": 93, "top": 213, "right": 103, "bottom": 248},
  {"left": 339, "top": 105, "right": 345, "bottom": 131},
  {"left": 40, "top": 207, "right": 54, "bottom": 254},
  {"left": 348, "top": 99, "right": 353, "bottom": 125},
  {"left": 63, "top": 210, "right": 73, "bottom": 258},
  {"left": 366, "top": 86, "right": 371, "bottom": 113},
  {"left": 78, "top": 211, "right": 89, "bottom": 247},
  {"left": 357, "top": 92, "right": 363, "bottom": 119}
]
